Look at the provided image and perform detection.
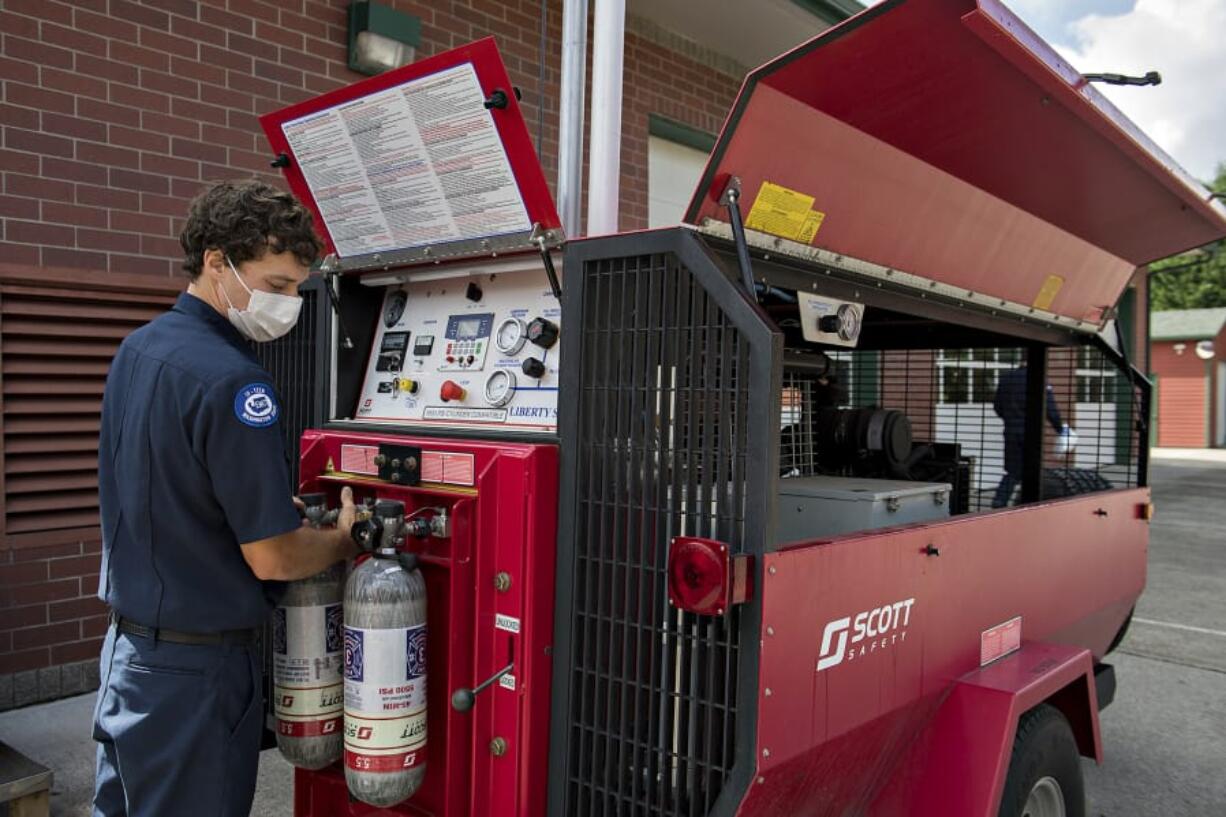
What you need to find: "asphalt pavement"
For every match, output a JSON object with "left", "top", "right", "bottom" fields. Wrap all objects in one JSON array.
[
  {"left": 1082, "top": 451, "right": 1226, "bottom": 817},
  {"left": 1, "top": 452, "right": 1223, "bottom": 816}
]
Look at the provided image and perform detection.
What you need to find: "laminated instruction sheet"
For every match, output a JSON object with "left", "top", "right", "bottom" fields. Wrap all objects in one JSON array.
[{"left": 281, "top": 63, "right": 531, "bottom": 258}]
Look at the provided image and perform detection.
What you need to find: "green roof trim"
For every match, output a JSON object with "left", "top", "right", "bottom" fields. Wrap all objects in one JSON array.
[
  {"left": 348, "top": 1, "right": 422, "bottom": 76},
  {"left": 791, "top": 0, "right": 866, "bottom": 25},
  {"left": 648, "top": 114, "right": 717, "bottom": 154},
  {"left": 1151, "top": 307, "right": 1226, "bottom": 341}
]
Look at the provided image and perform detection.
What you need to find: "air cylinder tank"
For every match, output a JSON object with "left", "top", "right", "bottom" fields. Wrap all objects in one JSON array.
[
  {"left": 272, "top": 492, "right": 345, "bottom": 769},
  {"left": 343, "top": 499, "right": 428, "bottom": 807}
]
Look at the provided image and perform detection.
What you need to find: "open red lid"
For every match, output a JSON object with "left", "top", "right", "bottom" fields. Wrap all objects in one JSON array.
[
  {"left": 260, "top": 38, "right": 561, "bottom": 274},
  {"left": 686, "top": 0, "right": 1226, "bottom": 328}
]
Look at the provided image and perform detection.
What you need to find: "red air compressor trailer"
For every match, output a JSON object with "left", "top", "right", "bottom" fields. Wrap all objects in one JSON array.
[{"left": 252, "top": 2, "right": 1226, "bottom": 816}]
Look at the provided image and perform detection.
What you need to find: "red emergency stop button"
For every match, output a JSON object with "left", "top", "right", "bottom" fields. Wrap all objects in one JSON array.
[{"left": 440, "top": 380, "right": 466, "bottom": 402}]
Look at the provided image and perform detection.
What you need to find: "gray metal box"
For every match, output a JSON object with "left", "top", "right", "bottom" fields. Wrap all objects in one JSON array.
[{"left": 775, "top": 476, "right": 952, "bottom": 544}]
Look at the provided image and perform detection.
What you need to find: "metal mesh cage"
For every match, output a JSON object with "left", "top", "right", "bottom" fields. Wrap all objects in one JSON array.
[
  {"left": 249, "top": 277, "right": 324, "bottom": 746},
  {"left": 556, "top": 250, "right": 760, "bottom": 817},
  {"left": 251, "top": 278, "right": 324, "bottom": 491},
  {"left": 778, "top": 344, "right": 1143, "bottom": 513}
]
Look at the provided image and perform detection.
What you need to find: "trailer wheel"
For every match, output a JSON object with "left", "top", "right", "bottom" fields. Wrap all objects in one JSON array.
[{"left": 997, "top": 704, "right": 1085, "bottom": 817}]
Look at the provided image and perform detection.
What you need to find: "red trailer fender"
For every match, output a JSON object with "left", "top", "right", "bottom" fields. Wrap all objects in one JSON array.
[{"left": 873, "top": 642, "right": 1101, "bottom": 816}]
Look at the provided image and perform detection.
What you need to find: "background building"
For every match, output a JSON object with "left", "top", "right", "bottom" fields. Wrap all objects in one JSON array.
[{"left": 1150, "top": 308, "right": 1226, "bottom": 448}]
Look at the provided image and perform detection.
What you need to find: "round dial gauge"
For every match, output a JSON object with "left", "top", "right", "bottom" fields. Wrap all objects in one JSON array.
[
  {"left": 484, "top": 369, "right": 517, "bottom": 407},
  {"left": 495, "top": 317, "right": 527, "bottom": 355},
  {"left": 383, "top": 291, "right": 407, "bottom": 328},
  {"left": 835, "top": 303, "right": 861, "bottom": 341}
]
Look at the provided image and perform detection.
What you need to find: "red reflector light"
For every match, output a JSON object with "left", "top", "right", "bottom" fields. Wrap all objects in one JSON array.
[{"left": 667, "top": 537, "right": 752, "bottom": 616}]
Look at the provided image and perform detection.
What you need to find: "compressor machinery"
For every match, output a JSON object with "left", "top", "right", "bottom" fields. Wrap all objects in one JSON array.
[{"left": 254, "top": 2, "right": 1226, "bottom": 815}]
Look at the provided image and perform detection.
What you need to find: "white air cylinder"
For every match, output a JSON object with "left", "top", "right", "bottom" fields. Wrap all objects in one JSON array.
[{"left": 343, "top": 500, "right": 428, "bottom": 806}]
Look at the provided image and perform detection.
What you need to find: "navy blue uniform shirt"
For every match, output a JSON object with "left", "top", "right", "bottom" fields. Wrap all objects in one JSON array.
[
  {"left": 993, "top": 367, "right": 1064, "bottom": 476},
  {"left": 97, "top": 292, "right": 301, "bottom": 632}
]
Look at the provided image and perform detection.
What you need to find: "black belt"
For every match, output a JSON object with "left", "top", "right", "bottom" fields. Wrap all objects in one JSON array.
[{"left": 112, "top": 613, "right": 258, "bottom": 647}]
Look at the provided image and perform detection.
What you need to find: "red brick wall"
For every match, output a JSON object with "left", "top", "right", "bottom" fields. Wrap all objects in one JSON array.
[
  {"left": 1, "top": 540, "right": 107, "bottom": 673},
  {"left": 1151, "top": 340, "right": 1209, "bottom": 447},
  {"left": 0, "top": 0, "right": 741, "bottom": 685},
  {"left": 0, "top": 0, "right": 740, "bottom": 275}
]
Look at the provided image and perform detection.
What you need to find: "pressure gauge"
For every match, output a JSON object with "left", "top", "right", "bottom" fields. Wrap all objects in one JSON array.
[
  {"left": 495, "top": 317, "right": 527, "bottom": 355},
  {"left": 484, "top": 369, "right": 517, "bottom": 407},
  {"left": 384, "top": 291, "right": 407, "bottom": 328}
]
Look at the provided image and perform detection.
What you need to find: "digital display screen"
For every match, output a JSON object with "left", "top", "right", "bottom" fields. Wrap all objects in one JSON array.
[
  {"left": 456, "top": 319, "right": 482, "bottom": 339},
  {"left": 381, "top": 331, "right": 409, "bottom": 351}
]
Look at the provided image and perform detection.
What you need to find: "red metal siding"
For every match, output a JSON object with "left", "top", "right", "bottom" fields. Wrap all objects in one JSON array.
[{"left": 1151, "top": 339, "right": 1208, "bottom": 447}]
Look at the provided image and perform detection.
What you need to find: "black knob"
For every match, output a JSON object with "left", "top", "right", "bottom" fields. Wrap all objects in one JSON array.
[
  {"left": 375, "top": 499, "right": 405, "bottom": 519},
  {"left": 521, "top": 357, "right": 546, "bottom": 379},
  {"left": 465, "top": 281, "right": 483, "bottom": 302},
  {"left": 527, "top": 317, "right": 559, "bottom": 349},
  {"left": 818, "top": 315, "right": 842, "bottom": 334}
]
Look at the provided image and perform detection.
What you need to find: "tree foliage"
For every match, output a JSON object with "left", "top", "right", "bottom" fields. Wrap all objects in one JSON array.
[{"left": 1150, "top": 164, "right": 1226, "bottom": 311}]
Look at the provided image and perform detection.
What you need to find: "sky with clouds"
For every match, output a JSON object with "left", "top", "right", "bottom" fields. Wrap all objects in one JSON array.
[{"left": 860, "top": 0, "right": 1226, "bottom": 184}]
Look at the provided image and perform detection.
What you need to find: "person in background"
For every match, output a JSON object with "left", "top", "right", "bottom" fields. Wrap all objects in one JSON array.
[
  {"left": 991, "top": 365, "right": 1066, "bottom": 508},
  {"left": 92, "top": 180, "right": 358, "bottom": 817}
]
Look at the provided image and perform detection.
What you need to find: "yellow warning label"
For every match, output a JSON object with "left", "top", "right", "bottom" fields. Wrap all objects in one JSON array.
[
  {"left": 1032, "top": 275, "right": 1064, "bottom": 311},
  {"left": 745, "top": 181, "right": 826, "bottom": 244}
]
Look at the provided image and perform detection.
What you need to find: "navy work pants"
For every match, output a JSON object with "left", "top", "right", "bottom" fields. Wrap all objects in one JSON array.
[{"left": 92, "top": 624, "right": 264, "bottom": 817}]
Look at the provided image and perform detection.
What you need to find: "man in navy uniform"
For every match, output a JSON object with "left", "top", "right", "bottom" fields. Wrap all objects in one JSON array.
[
  {"left": 991, "top": 365, "right": 1066, "bottom": 508},
  {"left": 92, "top": 180, "right": 357, "bottom": 816}
]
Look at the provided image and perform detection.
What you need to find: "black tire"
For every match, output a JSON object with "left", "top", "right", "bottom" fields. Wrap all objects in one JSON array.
[
  {"left": 997, "top": 704, "right": 1085, "bottom": 817},
  {"left": 1106, "top": 607, "right": 1134, "bottom": 655}
]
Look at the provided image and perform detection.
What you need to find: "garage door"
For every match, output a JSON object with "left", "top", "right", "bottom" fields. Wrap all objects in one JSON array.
[
  {"left": 1158, "top": 376, "right": 1207, "bottom": 447},
  {"left": 648, "top": 135, "right": 709, "bottom": 228}
]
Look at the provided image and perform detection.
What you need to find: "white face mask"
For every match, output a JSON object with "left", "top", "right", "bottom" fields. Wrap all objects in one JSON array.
[{"left": 221, "top": 257, "right": 303, "bottom": 342}]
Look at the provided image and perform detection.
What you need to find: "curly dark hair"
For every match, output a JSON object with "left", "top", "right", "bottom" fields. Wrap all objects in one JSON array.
[{"left": 179, "top": 180, "right": 323, "bottom": 279}]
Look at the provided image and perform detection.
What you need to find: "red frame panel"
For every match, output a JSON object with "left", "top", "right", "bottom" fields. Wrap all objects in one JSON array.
[
  {"left": 293, "top": 430, "right": 557, "bottom": 817},
  {"left": 259, "top": 38, "right": 560, "bottom": 263}
]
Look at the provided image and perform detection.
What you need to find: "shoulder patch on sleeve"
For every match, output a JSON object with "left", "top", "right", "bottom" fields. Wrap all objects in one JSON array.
[{"left": 233, "top": 382, "right": 280, "bottom": 428}]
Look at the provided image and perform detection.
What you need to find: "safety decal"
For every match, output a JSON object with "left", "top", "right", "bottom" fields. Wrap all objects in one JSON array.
[
  {"left": 234, "top": 382, "right": 279, "bottom": 428},
  {"left": 406, "top": 626, "right": 427, "bottom": 679},
  {"left": 980, "top": 616, "right": 1022, "bottom": 666},
  {"left": 325, "top": 604, "right": 343, "bottom": 653},
  {"left": 745, "top": 181, "right": 826, "bottom": 244},
  {"left": 1032, "top": 275, "right": 1064, "bottom": 311},
  {"left": 344, "top": 627, "right": 364, "bottom": 682}
]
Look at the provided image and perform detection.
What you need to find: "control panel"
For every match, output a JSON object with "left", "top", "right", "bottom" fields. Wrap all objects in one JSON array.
[{"left": 353, "top": 261, "right": 561, "bottom": 434}]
